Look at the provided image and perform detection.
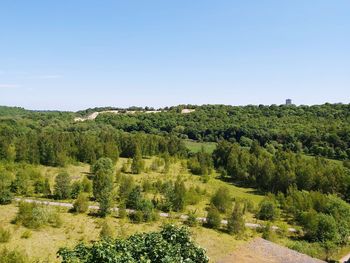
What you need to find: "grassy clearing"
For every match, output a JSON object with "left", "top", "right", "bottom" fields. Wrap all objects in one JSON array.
[
  {"left": 1, "top": 157, "right": 265, "bottom": 262},
  {"left": 116, "top": 157, "right": 263, "bottom": 217},
  {"left": 184, "top": 140, "right": 217, "bottom": 154},
  {"left": 0, "top": 204, "right": 249, "bottom": 262}
]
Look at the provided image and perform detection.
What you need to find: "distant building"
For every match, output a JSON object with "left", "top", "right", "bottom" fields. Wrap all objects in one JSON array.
[{"left": 286, "top": 99, "right": 292, "bottom": 105}]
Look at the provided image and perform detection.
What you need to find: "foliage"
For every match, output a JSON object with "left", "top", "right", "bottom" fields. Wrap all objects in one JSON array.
[
  {"left": 58, "top": 224, "right": 209, "bottom": 263},
  {"left": 257, "top": 198, "right": 280, "bottom": 221},
  {"left": 131, "top": 146, "right": 144, "bottom": 174},
  {"left": 213, "top": 140, "right": 350, "bottom": 201},
  {"left": 14, "top": 202, "right": 62, "bottom": 229},
  {"left": 54, "top": 171, "right": 71, "bottom": 199},
  {"left": 227, "top": 202, "right": 245, "bottom": 235},
  {"left": 73, "top": 193, "right": 89, "bottom": 213},
  {"left": 92, "top": 158, "right": 114, "bottom": 216},
  {"left": 188, "top": 148, "right": 213, "bottom": 176},
  {"left": 0, "top": 170, "right": 13, "bottom": 204},
  {"left": 100, "top": 220, "right": 114, "bottom": 239},
  {"left": 206, "top": 206, "right": 221, "bottom": 230},
  {"left": 210, "top": 187, "right": 231, "bottom": 213}
]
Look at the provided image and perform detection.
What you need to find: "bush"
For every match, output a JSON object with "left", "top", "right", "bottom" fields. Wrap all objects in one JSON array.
[
  {"left": 0, "top": 227, "right": 11, "bottom": 243},
  {"left": 130, "top": 210, "right": 143, "bottom": 223},
  {"left": 70, "top": 181, "right": 83, "bottom": 199},
  {"left": 0, "top": 171, "right": 13, "bottom": 205},
  {"left": 54, "top": 171, "right": 71, "bottom": 199},
  {"left": 0, "top": 248, "right": 29, "bottom": 263},
  {"left": 257, "top": 199, "right": 280, "bottom": 221},
  {"left": 185, "top": 210, "right": 198, "bottom": 227},
  {"left": 58, "top": 225, "right": 209, "bottom": 263},
  {"left": 73, "top": 193, "right": 89, "bottom": 213},
  {"left": 210, "top": 187, "right": 231, "bottom": 213},
  {"left": 118, "top": 206, "right": 127, "bottom": 219},
  {"left": 100, "top": 220, "right": 114, "bottom": 239},
  {"left": 260, "top": 223, "right": 277, "bottom": 242},
  {"left": 227, "top": 203, "right": 245, "bottom": 235},
  {"left": 206, "top": 206, "right": 221, "bottom": 229},
  {"left": 15, "top": 202, "right": 62, "bottom": 229}
]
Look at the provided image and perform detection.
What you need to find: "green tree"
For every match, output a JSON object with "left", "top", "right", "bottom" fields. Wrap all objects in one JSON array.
[
  {"left": 73, "top": 193, "right": 89, "bottom": 213},
  {"left": 227, "top": 202, "right": 245, "bottom": 235},
  {"left": 206, "top": 205, "right": 221, "bottom": 229},
  {"left": 92, "top": 158, "right": 114, "bottom": 216},
  {"left": 210, "top": 187, "right": 231, "bottom": 213},
  {"left": 54, "top": 172, "right": 71, "bottom": 199},
  {"left": 0, "top": 171, "right": 13, "bottom": 205},
  {"left": 131, "top": 146, "right": 144, "bottom": 174},
  {"left": 257, "top": 199, "right": 280, "bottom": 221}
]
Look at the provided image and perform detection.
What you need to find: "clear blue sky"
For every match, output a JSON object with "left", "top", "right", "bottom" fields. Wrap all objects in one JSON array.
[{"left": 0, "top": 0, "right": 349, "bottom": 111}]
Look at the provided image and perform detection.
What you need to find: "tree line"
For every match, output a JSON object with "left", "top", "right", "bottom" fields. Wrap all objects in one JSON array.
[{"left": 212, "top": 141, "right": 350, "bottom": 201}]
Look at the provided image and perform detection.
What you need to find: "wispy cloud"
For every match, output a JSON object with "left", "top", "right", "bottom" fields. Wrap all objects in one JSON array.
[{"left": 0, "top": 84, "right": 21, "bottom": 88}]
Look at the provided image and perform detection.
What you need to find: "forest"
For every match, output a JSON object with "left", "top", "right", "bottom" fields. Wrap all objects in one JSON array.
[{"left": 0, "top": 104, "right": 350, "bottom": 262}]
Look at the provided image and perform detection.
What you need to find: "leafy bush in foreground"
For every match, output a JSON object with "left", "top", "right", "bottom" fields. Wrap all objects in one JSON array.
[{"left": 58, "top": 224, "right": 209, "bottom": 263}]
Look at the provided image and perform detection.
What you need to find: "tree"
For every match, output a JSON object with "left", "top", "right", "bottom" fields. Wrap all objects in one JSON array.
[
  {"left": 210, "top": 187, "right": 231, "bottom": 213},
  {"left": 227, "top": 202, "right": 245, "bottom": 235},
  {"left": 58, "top": 225, "right": 209, "bottom": 263},
  {"left": 73, "top": 193, "right": 89, "bottom": 213},
  {"left": 100, "top": 220, "right": 114, "bottom": 239},
  {"left": 257, "top": 199, "right": 280, "bottom": 221},
  {"left": 131, "top": 146, "right": 144, "bottom": 174},
  {"left": 206, "top": 205, "right": 221, "bottom": 229},
  {"left": 0, "top": 171, "right": 13, "bottom": 204},
  {"left": 11, "top": 171, "right": 32, "bottom": 195},
  {"left": 126, "top": 186, "right": 142, "bottom": 209},
  {"left": 54, "top": 172, "right": 71, "bottom": 199},
  {"left": 92, "top": 158, "right": 114, "bottom": 216}
]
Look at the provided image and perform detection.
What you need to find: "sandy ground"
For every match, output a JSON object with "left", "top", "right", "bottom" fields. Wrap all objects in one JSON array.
[{"left": 217, "top": 238, "right": 326, "bottom": 263}]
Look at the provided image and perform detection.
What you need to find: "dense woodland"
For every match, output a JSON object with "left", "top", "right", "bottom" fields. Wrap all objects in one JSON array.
[
  {"left": 1, "top": 104, "right": 350, "bottom": 262},
  {"left": 94, "top": 103, "right": 350, "bottom": 160}
]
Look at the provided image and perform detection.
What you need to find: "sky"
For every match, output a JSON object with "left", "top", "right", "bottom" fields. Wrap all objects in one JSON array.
[{"left": 0, "top": 0, "right": 349, "bottom": 111}]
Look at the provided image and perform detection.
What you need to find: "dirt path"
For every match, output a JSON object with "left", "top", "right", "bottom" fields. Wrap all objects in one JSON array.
[
  {"left": 217, "top": 238, "right": 326, "bottom": 263},
  {"left": 14, "top": 198, "right": 296, "bottom": 232},
  {"left": 340, "top": 252, "right": 350, "bottom": 263}
]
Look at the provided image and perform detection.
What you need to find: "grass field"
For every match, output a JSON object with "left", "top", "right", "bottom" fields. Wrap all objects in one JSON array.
[
  {"left": 0, "top": 203, "right": 252, "bottom": 262},
  {"left": 184, "top": 140, "right": 217, "bottom": 154},
  {"left": 0, "top": 157, "right": 265, "bottom": 262}
]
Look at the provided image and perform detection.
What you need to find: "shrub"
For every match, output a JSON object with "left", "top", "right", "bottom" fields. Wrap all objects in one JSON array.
[
  {"left": 15, "top": 202, "right": 62, "bottom": 229},
  {"left": 185, "top": 210, "right": 198, "bottom": 227},
  {"left": 0, "top": 227, "right": 11, "bottom": 243},
  {"left": 260, "top": 223, "right": 277, "bottom": 241},
  {"left": 206, "top": 206, "right": 221, "bottom": 229},
  {"left": 70, "top": 181, "right": 83, "bottom": 199},
  {"left": 210, "top": 187, "right": 231, "bottom": 213},
  {"left": 54, "top": 171, "right": 71, "bottom": 199},
  {"left": 100, "top": 220, "right": 114, "bottom": 239},
  {"left": 58, "top": 225, "right": 209, "bottom": 263},
  {"left": 118, "top": 206, "right": 127, "bottom": 219},
  {"left": 227, "top": 203, "right": 245, "bottom": 235},
  {"left": 0, "top": 171, "right": 13, "bottom": 205},
  {"left": 73, "top": 193, "right": 89, "bottom": 213},
  {"left": 130, "top": 210, "right": 143, "bottom": 223},
  {"left": 81, "top": 176, "right": 92, "bottom": 193},
  {"left": 257, "top": 199, "right": 280, "bottom": 221}
]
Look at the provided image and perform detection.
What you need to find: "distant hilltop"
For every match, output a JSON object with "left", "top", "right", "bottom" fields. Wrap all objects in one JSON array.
[{"left": 74, "top": 108, "right": 196, "bottom": 122}]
